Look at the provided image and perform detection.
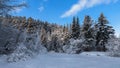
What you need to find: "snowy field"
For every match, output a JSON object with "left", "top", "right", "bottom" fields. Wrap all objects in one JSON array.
[{"left": 0, "top": 52, "right": 120, "bottom": 68}]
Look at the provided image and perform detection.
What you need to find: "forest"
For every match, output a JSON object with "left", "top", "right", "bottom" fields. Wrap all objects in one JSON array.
[{"left": 0, "top": 0, "right": 120, "bottom": 63}]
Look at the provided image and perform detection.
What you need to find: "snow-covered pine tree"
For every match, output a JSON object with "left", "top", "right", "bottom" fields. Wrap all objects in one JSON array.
[
  {"left": 81, "top": 15, "right": 95, "bottom": 51},
  {"left": 71, "top": 17, "right": 80, "bottom": 39},
  {"left": 95, "top": 13, "right": 114, "bottom": 51}
]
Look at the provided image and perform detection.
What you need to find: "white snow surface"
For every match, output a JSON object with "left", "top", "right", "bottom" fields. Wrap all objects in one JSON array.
[{"left": 0, "top": 52, "right": 120, "bottom": 68}]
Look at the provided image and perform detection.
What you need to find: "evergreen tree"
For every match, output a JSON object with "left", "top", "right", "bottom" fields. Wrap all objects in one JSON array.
[
  {"left": 76, "top": 17, "right": 80, "bottom": 37},
  {"left": 82, "top": 16, "right": 95, "bottom": 51},
  {"left": 71, "top": 17, "right": 80, "bottom": 39},
  {"left": 82, "top": 16, "right": 92, "bottom": 31},
  {"left": 95, "top": 13, "right": 114, "bottom": 51}
]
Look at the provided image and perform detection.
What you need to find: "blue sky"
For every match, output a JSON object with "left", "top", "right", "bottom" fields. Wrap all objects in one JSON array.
[{"left": 13, "top": 0, "right": 120, "bottom": 37}]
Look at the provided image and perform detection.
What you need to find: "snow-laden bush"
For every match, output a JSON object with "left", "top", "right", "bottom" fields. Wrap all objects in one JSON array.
[
  {"left": 63, "top": 38, "right": 96, "bottom": 54},
  {"left": 7, "top": 31, "right": 47, "bottom": 62},
  {"left": 0, "top": 23, "right": 19, "bottom": 54},
  {"left": 63, "top": 39, "right": 83, "bottom": 54},
  {"left": 106, "top": 38, "right": 120, "bottom": 57}
]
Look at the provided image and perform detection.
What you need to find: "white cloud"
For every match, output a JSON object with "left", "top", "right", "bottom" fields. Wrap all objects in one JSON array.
[
  {"left": 38, "top": 0, "right": 48, "bottom": 12},
  {"left": 13, "top": 7, "right": 23, "bottom": 13},
  {"left": 61, "top": 0, "right": 118, "bottom": 18},
  {"left": 39, "top": 6, "right": 44, "bottom": 12}
]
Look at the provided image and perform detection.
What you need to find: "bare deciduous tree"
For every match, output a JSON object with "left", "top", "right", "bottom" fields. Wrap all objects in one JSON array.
[{"left": 0, "top": 0, "right": 27, "bottom": 16}]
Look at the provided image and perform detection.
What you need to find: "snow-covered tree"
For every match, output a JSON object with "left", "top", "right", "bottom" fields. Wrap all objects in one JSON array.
[
  {"left": 106, "top": 37, "right": 120, "bottom": 57},
  {"left": 63, "top": 39, "right": 83, "bottom": 54},
  {"left": 95, "top": 13, "right": 114, "bottom": 51},
  {"left": 81, "top": 16, "right": 95, "bottom": 51},
  {"left": 40, "top": 27, "right": 48, "bottom": 49},
  {"left": 71, "top": 17, "right": 80, "bottom": 39},
  {"left": 0, "top": 24, "right": 19, "bottom": 54},
  {"left": 82, "top": 16, "right": 92, "bottom": 32},
  {"left": 7, "top": 28, "right": 47, "bottom": 62}
]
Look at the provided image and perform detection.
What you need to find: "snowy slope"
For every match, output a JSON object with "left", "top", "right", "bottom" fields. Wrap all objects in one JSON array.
[{"left": 0, "top": 52, "right": 120, "bottom": 68}]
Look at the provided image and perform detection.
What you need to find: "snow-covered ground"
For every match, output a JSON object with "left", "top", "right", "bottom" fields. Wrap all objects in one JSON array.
[{"left": 0, "top": 52, "right": 120, "bottom": 68}]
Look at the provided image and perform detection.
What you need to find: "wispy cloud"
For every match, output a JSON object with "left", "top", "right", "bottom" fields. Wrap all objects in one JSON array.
[
  {"left": 13, "top": 7, "right": 23, "bottom": 13},
  {"left": 38, "top": 0, "right": 48, "bottom": 12},
  {"left": 39, "top": 6, "right": 44, "bottom": 12},
  {"left": 61, "top": 0, "right": 118, "bottom": 18}
]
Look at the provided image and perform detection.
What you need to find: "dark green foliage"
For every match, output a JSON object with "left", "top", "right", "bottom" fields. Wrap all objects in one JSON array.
[
  {"left": 81, "top": 16, "right": 95, "bottom": 51},
  {"left": 71, "top": 17, "right": 80, "bottom": 39},
  {"left": 95, "top": 13, "right": 114, "bottom": 51},
  {"left": 82, "top": 16, "right": 92, "bottom": 31}
]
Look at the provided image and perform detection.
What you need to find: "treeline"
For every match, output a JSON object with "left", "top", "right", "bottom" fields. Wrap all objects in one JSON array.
[
  {"left": 0, "top": 13, "right": 115, "bottom": 54},
  {"left": 40, "top": 13, "right": 114, "bottom": 53}
]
